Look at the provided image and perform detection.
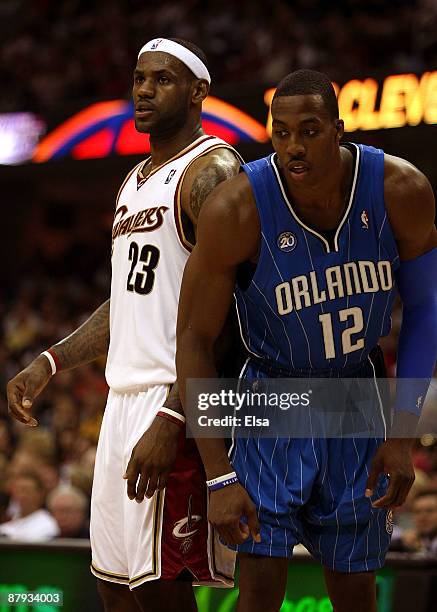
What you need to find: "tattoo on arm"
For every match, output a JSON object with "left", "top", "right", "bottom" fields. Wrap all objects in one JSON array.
[
  {"left": 52, "top": 299, "right": 110, "bottom": 370},
  {"left": 189, "top": 159, "right": 239, "bottom": 221}
]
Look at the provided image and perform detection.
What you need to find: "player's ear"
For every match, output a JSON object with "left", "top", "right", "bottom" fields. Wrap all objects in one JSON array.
[
  {"left": 334, "top": 119, "right": 344, "bottom": 142},
  {"left": 192, "top": 79, "right": 209, "bottom": 104}
]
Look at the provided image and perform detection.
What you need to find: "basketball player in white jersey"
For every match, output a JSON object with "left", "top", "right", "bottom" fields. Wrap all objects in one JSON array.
[{"left": 7, "top": 38, "right": 241, "bottom": 612}]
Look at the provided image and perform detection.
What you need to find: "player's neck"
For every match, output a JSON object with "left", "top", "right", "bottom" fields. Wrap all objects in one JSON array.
[
  {"left": 149, "top": 122, "right": 204, "bottom": 169},
  {"left": 285, "top": 147, "right": 353, "bottom": 228}
]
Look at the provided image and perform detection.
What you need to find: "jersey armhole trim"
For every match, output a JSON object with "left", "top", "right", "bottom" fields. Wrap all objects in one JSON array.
[
  {"left": 236, "top": 163, "right": 274, "bottom": 297},
  {"left": 115, "top": 160, "right": 144, "bottom": 208}
]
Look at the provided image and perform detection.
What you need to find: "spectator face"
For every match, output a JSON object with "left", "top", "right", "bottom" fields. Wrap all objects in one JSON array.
[
  {"left": 57, "top": 428, "right": 80, "bottom": 462},
  {"left": 5, "top": 451, "right": 39, "bottom": 491},
  {"left": 11, "top": 476, "right": 45, "bottom": 517},
  {"left": 413, "top": 494, "right": 437, "bottom": 537},
  {"left": 49, "top": 493, "right": 86, "bottom": 536},
  {"left": 80, "top": 446, "right": 97, "bottom": 472},
  {"left": 52, "top": 396, "right": 79, "bottom": 431},
  {"left": 5, "top": 452, "right": 58, "bottom": 494},
  {"left": 37, "top": 462, "right": 60, "bottom": 493}
]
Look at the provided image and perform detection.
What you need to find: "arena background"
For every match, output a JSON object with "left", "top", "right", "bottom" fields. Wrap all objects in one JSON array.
[{"left": 0, "top": 1, "right": 437, "bottom": 610}]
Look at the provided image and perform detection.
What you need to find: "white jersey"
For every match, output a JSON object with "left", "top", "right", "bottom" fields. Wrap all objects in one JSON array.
[{"left": 106, "top": 135, "right": 239, "bottom": 392}]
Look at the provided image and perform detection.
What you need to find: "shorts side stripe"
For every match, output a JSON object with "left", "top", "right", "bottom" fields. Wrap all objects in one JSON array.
[
  {"left": 90, "top": 562, "right": 130, "bottom": 583},
  {"left": 129, "top": 489, "right": 164, "bottom": 586}
]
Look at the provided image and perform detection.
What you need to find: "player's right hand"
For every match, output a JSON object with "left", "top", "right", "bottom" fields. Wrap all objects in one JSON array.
[
  {"left": 208, "top": 483, "right": 261, "bottom": 546},
  {"left": 124, "top": 416, "right": 180, "bottom": 502},
  {"left": 6, "top": 355, "right": 52, "bottom": 426}
]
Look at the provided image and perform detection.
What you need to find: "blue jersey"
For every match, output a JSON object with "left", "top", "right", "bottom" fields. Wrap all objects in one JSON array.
[
  {"left": 235, "top": 143, "right": 399, "bottom": 372},
  {"left": 231, "top": 145, "right": 396, "bottom": 570}
]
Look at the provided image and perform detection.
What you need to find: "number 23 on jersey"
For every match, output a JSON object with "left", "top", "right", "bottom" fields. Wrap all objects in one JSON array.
[{"left": 126, "top": 241, "right": 160, "bottom": 295}]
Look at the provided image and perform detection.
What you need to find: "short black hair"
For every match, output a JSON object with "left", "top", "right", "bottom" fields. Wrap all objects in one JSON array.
[
  {"left": 167, "top": 38, "right": 209, "bottom": 71},
  {"left": 273, "top": 69, "right": 338, "bottom": 120}
]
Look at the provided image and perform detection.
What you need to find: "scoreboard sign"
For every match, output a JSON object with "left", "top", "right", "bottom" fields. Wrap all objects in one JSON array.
[{"left": 264, "top": 71, "right": 437, "bottom": 134}]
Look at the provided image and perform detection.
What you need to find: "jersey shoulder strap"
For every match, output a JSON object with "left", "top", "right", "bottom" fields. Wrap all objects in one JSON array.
[{"left": 174, "top": 137, "right": 244, "bottom": 251}]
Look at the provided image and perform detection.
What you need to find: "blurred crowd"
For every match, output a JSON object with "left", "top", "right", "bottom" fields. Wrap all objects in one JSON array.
[
  {"left": 0, "top": 201, "right": 110, "bottom": 541},
  {"left": 1, "top": 0, "right": 437, "bottom": 113}
]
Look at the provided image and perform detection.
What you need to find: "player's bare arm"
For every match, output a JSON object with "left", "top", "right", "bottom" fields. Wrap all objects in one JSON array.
[
  {"left": 52, "top": 298, "right": 110, "bottom": 367},
  {"left": 177, "top": 173, "right": 262, "bottom": 545},
  {"left": 181, "top": 147, "right": 241, "bottom": 225},
  {"left": 7, "top": 298, "right": 110, "bottom": 427},
  {"left": 384, "top": 155, "right": 437, "bottom": 260},
  {"left": 366, "top": 156, "right": 437, "bottom": 509},
  {"left": 124, "top": 148, "right": 241, "bottom": 503},
  {"left": 162, "top": 146, "right": 241, "bottom": 413}
]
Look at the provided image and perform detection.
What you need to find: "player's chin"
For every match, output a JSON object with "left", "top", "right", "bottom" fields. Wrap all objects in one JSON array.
[{"left": 134, "top": 118, "right": 156, "bottom": 133}]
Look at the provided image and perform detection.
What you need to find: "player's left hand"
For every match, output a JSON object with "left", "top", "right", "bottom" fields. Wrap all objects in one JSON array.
[
  {"left": 123, "top": 416, "right": 180, "bottom": 502},
  {"left": 365, "top": 438, "right": 415, "bottom": 509}
]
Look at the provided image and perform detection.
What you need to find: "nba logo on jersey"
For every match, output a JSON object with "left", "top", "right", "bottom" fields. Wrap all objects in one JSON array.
[
  {"left": 165, "top": 169, "right": 177, "bottom": 184},
  {"left": 361, "top": 210, "right": 369, "bottom": 230},
  {"left": 151, "top": 39, "right": 163, "bottom": 50},
  {"left": 277, "top": 231, "right": 297, "bottom": 252}
]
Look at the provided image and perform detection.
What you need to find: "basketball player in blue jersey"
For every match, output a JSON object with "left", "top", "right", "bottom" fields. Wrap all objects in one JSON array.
[
  {"left": 177, "top": 69, "right": 437, "bottom": 611},
  {"left": 7, "top": 39, "right": 241, "bottom": 612}
]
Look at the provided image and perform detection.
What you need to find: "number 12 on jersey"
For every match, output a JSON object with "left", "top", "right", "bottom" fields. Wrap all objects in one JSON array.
[
  {"left": 127, "top": 241, "right": 160, "bottom": 295},
  {"left": 318, "top": 306, "right": 365, "bottom": 359}
]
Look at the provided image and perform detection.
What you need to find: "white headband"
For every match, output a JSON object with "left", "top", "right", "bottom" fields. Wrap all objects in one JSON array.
[{"left": 137, "top": 38, "right": 211, "bottom": 84}]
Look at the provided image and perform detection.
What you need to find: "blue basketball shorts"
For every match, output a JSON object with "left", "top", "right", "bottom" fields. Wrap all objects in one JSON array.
[{"left": 229, "top": 362, "right": 392, "bottom": 573}]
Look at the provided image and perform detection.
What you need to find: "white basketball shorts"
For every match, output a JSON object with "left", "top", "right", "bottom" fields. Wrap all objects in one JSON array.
[{"left": 90, "top": 386, "right": 235, "bottom": 590}]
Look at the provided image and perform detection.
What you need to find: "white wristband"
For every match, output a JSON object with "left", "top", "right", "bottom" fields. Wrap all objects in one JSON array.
[
  {"left": 41, "top": 351, "right": 57, "bottom": 376},
  {"left": 206, "top": 471, "right": 237, "bottom": 488},
  {"left": 159, "top": 407, "right": 186, "bottom": 423}
]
